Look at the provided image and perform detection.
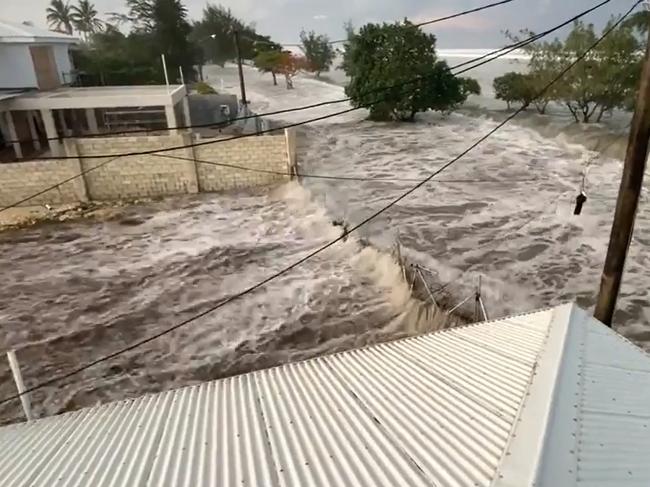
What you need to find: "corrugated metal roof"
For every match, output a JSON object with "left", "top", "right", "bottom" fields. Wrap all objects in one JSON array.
[
  {"left": 0, "top": 19, "right": 79, "bottom": 44},
  {"left": 0, "top": 303, "right": 648, "bottom": 486}
]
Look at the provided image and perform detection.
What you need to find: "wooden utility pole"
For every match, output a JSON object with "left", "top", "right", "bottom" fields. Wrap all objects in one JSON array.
[
  {"left": 594, "top": 26, "right": 650, "bottom": 326},
  {"left": 233, "top": 30, "right": 248, "bottom": 105}
]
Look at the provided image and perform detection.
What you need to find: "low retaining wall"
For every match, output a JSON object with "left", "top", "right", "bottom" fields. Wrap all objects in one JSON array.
[{"left": 0, "top": 131, "right": 295, "bottom": 207}]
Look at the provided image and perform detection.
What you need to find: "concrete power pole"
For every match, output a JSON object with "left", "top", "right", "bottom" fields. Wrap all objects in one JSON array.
[
  {"left": 233, "top": 31, "right": 248, "bottom": 106},
  {"left": 594, "top": 24, "right": 650, "bottom": 326}
]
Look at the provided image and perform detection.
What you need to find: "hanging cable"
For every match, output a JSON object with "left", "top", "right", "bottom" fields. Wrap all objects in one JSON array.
[
  {"left": 0, "top": 0, "right": 617, "bottom": 214},
  {"left": 154, "top": 151, "right": 542, "bottom": 184},
  {"left": 232, "top": 0, "right": 518, "bottom": 46},
  {"left": 3, "top": 0, "right": 611, "bottom": 148},
  {"left": 0, "top": 1, "right": 638, "bottom": 407}
]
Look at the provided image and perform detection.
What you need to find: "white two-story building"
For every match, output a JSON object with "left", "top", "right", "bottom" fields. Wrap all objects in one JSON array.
[
  {"left": 0, "top": 19, "right": 190, "bottom": 162},
  {"left": 0, "top": 19, "right": 77, "bottom": 91}
]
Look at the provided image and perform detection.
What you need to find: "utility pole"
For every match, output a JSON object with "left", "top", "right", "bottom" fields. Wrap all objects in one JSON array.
[
  {"left": 233, "top": 30, "right": 248, "bottom": 105},
  {"left": 594, "top": 25, "right": 650, "bottom": 326}
]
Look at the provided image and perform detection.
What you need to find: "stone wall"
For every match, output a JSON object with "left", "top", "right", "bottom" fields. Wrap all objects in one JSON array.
[
  {"left": 0, "top": 131, "right": 294, "bottom": 207},
  {"left": 0, "top": 158, "right": 86, "bottom": 207},
  {"left": 75, "top": 135, "right": 199, "bottom": 200},
  {"left": 195, "top": 136, "right": 289, "bottom": 191}
]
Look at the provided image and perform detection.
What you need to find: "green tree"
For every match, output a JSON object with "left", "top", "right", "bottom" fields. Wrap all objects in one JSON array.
[
  {"left": 71, "top": 0, "right": 103, "bottom": 41},
  {"left": 338, "top": 20, "right": 356, "bottom": 71},
  {"left": 493, "top": 72, "right": 535, "bottom": 109},
  {"left": 74, "top": 26, "right": 163, "bottom": 85},
  {"left": 505, "top": 30, "right": 563, "bottom": 114},
  {"left": 622, "top": 9, "right": 650, "bottom": 37},
  {"left": 46, "top": 0, "right": 74, "bottom": 35},
  {"left": 560, "top": 19, "right": 641, "bottom": 122},
  {"left": 299, "top": 30, "right": 335, "bottom": 77},
  {"left": 343, "top": 20, "right": 474, "bottom": 121},
  {"left": 508, "top": 18, "right": 642, "bottom": 122},
  {"left": 151, "top": 0, "right": 193, "bottom": 79},
  {"left": 460, "top": 77, "right": 481, "bottom": 98},
  {"left": 191, "top": 4, "right": 272, "bottom": 66},
  {"left": 254, "top": 49, "right": 284, "bottom": 85},
  {"left": 124, "top": 0, "right": 156, "bottom": 31},
  {"left": 108, "top": 0, "right": 195, "bottom": 80}
]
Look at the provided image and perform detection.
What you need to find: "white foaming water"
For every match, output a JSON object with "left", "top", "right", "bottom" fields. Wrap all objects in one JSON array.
[
  {"left": 0, "top": 180, "right": 421, "bottom": 424},
  {"left": 0, "top": 62, "right": 647, "bottom": 425},
  {"left": 211, "top": 65, "right": 647, "bottom": 333}
]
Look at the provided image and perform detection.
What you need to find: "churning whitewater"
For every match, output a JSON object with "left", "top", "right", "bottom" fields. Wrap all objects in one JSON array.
[{"left": 0, "top": 59, "right": 647, "bottom": 425}]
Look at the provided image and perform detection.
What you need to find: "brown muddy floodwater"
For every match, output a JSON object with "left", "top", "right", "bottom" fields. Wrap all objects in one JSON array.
[{"left": 1, "top": 111, "right": 649, "bottom": 425}]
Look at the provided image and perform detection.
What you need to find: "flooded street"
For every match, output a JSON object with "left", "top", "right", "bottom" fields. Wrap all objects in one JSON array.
[
  {"left": 0, "top": 64, "right": 648, "bottom": 424},
  {"left": 0, "top": 186, "right": 418, "bottom": 424}
]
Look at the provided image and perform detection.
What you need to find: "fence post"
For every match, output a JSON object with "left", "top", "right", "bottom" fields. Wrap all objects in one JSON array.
[
  {"left": 6, "top": 351, "right": 33, "bottom": 421},
  {"left": 63, "top": 138, "right": 89, "bottom": 203},
  {"left": 284, "top": 128, "right": 297, "bottom": 179}
]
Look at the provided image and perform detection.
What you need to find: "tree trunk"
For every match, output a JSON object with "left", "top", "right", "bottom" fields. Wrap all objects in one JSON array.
[
  {"left": 566, "top": 103, "right": 579, "bottom": 123},
  {"left": 586, "top": 103, "right": 600, "bottom": 123},
  {"left": 596, "top": 105, "right": 607, "bottom": 123},
  {"left": 507, "top": 101, "right": 511, "bottom": 110},
  {"left": 272, "top": 71, "right": 277, "bottom": 86}
]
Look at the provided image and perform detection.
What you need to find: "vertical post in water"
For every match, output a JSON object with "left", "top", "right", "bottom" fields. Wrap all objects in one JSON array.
[
  {"left": 474, "top": 275, "right": 481, "bottom": 322},
  {"left": 234, "top": 31, "right": 248, "bottom": 106},
  {"left": 161, "top": 54, "right": 170, "bottom": 94},
  {"left": 594, "top": 25, "right": 650, "bottom": 326},
  {"left": 7, "top": 351, "right": 33, "bottom": 421},
  {"left": 178, "top": 66, "right": 185, "bottom": 86}
]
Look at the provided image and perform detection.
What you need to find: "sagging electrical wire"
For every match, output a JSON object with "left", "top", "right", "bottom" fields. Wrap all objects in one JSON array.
[
  {"left": 4, "top": 0, "right": 610, "bottom": 148},
  {"left": 0, "top": 0, "right": 639, "bottom": 407},
  {"left": 0, "top": 0, "right": 617, "bottom": 215}
]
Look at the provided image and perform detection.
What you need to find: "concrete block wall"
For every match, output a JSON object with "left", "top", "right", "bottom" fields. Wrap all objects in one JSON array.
[
  {"left": 195, "top": 135, "right": 290, "bottom": 192},
  {"left": 76, "top": 135, "right": 199, "bottom": 201},
  {"left": 0, "top": 131, "right": 294, "bottom": 207},
  {"left": 0, "top": 158, "right": 86, "bottom": 207}
]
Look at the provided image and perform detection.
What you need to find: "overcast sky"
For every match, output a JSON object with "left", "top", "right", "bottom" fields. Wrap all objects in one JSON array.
[{"left": 0, "top": 0, "right": 638, "bottom": 48}]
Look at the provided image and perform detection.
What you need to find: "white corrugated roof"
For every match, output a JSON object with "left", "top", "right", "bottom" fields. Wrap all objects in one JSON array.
[
  {"left": 0, "top": 19, "right": 79, "bottom": 44},
  {"left": 0, "top": 303, "right": 648, "bottom": 486}
]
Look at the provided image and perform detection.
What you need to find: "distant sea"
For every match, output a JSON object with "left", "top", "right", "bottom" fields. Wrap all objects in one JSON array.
[{"left": 322, "top": 49, "right": 530, "bottom": 107}]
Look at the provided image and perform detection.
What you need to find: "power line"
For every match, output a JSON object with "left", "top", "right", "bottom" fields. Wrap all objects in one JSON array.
[
  {"left": 414, "top": 0, "right": 515, "bottom": 28},
  {"left": 0, "top": 156, "right": 121, "bottom": 210},
  {"left": 259, "top": 0, "right": 518, "bottom": 46},
  {"left": 0, "top": 36, "right": 548, "bottom": 215},
  {"left": 156, "top": 151, "right": 542, "bottom": 184},
  {"left": 0, "top": 0, "right": 637, "bottom": 407},
  {"left": 0, "top": 0, "right": 616, "bottom": 218},
  {"left": 4, "top": 0, "right": 609, "bottom": 147},
  {"left": 0, "top": 0, "right": 620, "bottom": 218},
  {"left": 4, "top": 0, "right": 519, "bottom": 147},
  {"left": 418, "top": 130, "right": 636, "bottom": 298}
]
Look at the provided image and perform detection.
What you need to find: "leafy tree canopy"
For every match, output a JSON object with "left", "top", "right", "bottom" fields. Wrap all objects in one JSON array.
[
  {"left": 299, "top": 30, "right": 336, "bottom": 76},
  {"left": 506, "top": 17, "right": 642, "bottom": 121},
  {"left": 47, "top": 0, "right": 74, "bottom": 35},
  {"left": 191, "top": 4, "right": 277, "bottom": 66},
  {"left": 71, "top": 0, "right": 103, "bottom": 41},
  {"left": 75, "top": 0, "right": 195, "bottom": 85},
  {"left": 343, "top": 20, "right": 477, "bottom": 121},
  {"left": 254, "top": 49, "right": 285, "bottom": 85},
  {"left": 493, "top": 72, "right": 536, "bottom": 110}
]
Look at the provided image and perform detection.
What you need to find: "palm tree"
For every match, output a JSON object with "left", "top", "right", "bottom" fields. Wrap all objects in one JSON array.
[
  {"left": 71, "top": 0, "right": 103, "bottom": 41},
  {"left": 46, "top": 0, "right": 74, "bottom": 35}
]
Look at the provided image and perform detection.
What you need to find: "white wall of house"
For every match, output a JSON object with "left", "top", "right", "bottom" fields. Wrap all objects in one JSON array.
[
  {"left": 52, "top": 44, "right": 72, "bottom": 82},
  {"left": 0, "top": 44, "right": 37, "bottom": 89}
]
